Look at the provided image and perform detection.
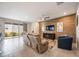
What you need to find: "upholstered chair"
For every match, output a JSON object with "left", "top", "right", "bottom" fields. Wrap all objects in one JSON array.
[{"left": 27, "top": 35, "right": 48, "bottom": 54}]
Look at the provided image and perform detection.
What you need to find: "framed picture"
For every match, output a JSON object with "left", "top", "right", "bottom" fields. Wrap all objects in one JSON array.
[{"left": 57, "top": 22, "right": 63, "bottom": 32}]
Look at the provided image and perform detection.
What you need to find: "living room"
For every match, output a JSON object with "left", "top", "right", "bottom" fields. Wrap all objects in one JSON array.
[
  {"left": 0, "top": 2, "right": 79, "bottom": 57},
  {"left": 26, "top": 13, "right": 76, "bottom": 54},
  {"left": 26, "top": 3, "right": 77, "bottom": 48}
]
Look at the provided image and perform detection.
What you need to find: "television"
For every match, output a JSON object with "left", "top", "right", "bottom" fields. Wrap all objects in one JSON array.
[{"left": 46, "top": 25, "right": 55, "bottom": 31}]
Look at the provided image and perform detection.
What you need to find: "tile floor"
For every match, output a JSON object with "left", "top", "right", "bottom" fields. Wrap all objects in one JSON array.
[{"left": 0, "top": 37, "right": 79, "bottom": 57}]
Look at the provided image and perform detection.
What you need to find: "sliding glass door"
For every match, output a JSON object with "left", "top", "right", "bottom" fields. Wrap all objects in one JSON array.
[
  {"left": 12, "top": 24, "right": 19, "bottom": 37},
  {"left": 19, "top": 25, "right": 23, "bottom": 37},
  {"left": 5, "top": 24, "right": 23, "bottom": 39},
  {"left": 5, "top": 24, "right": 13, "bottom": 39}
]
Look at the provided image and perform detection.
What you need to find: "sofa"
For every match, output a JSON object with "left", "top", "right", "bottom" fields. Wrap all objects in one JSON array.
[
  {"left": 58, "top": 36, "right": 73, "bottom": 50},
  {"left": 25, "top": 34, "right": 48, "bottom": 54}
]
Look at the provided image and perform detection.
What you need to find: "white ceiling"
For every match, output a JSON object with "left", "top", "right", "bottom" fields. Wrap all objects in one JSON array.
[{"left": 0, "top": 2, "right": 78, "bottom": 22}]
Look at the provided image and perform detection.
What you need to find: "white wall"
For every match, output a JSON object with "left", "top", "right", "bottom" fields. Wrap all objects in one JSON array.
[
  {"left": 27, "top": 23, "right": 32, "bottom": 34},
  {"left": 23, "top": 23, "right": 27, "bottom": 32},
  {"left": 27, "top": 22, "right": 39, "bottom": 35},
  {"left": 76, "top": 4, "right": 79, "bottom": 48},
  {"left": 76, "top": 4, "right": 79, "bottom": 41},
  {"left": 31, "top": 22, "right": 39, "bottom": 34}
]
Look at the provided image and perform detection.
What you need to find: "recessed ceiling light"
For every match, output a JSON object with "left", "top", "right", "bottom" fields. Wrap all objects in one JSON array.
[{"left": 64, "top": 12, "right": 66, "bottom": 15}]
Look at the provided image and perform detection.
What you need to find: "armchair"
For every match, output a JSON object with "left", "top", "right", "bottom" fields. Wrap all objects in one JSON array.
[{"left": 27, "top": 35, "right": 48, "bottom": 54}]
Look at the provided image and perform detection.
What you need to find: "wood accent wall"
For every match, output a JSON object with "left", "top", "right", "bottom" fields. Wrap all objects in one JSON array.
[{"left": 39, "top": 14, "right": 76, "bottom": 42}]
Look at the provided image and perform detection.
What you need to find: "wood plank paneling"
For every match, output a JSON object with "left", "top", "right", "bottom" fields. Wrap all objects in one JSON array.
[{"left": 39, "top": 14, "right": 76, "bottom": 42}]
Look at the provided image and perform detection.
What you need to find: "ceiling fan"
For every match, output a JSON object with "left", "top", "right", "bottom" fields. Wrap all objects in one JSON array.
[{"left": 40, "top": 15, "right": 50, "bottom": 21}]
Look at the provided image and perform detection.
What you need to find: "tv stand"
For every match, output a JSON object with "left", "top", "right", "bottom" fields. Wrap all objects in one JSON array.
[{"left": 43, "top": 33, "right": 55, "bottom": 40}]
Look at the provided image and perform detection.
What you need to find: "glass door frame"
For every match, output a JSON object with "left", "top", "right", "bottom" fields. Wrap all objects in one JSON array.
[{"left": 5, "top": 23, "right": 23, "bottom": 39}]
